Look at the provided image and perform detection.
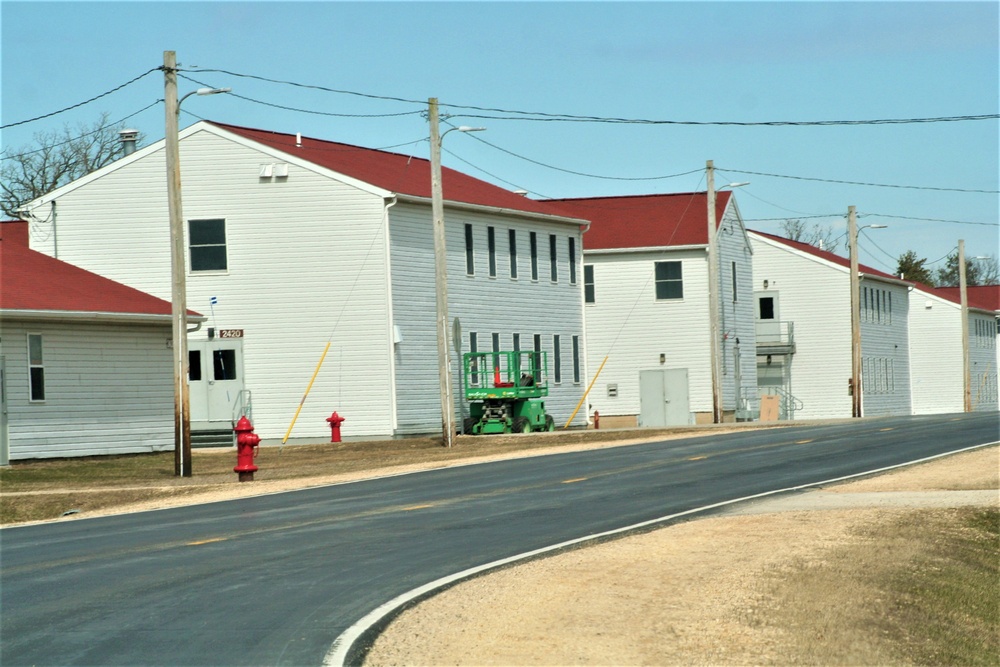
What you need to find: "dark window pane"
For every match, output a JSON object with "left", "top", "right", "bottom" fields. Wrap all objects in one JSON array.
[
  {"left": 654, "top": 261, "right": 683, "bottom": 300},
  {"left": 488, "top": 227, "right": 496, "bottom": 277},
  {"left": 530, "top": 232, "right": 538, "bottom": 280},
  {"left": 465, "top": 224, "right": 474, "bottom": 275},
  {"left": 584, "top": 265, "right": 595, "bottom": 303},
  {"left": 188, "top": 350, "right": 202, "bottom": 382},
  {"left": 189, "top": 219, "right": 226, "bottom": 245},
  {"left": 191, "top": 246, "right": 227, "bottom": 272},
  {"left": 30, "top": 367, "right": 45, "bottom": 401},
  {"left": 759, "top": 297, "right": 775, "bottom": 320},
  {"left": 509, "top": 229, "right": 517, "bottom": 278},
  {"left": 213, "top": 349, "right": 237, "bottom": 380}
]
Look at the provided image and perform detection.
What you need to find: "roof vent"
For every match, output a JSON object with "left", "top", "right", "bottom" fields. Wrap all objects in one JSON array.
[
  {"left": 296, "top": 132, "right": 302, "bottom": 148},
  {"left": 119, "top": 129, "right": 139, "bottom": 156},
  {"left": 514, "top": 190, "right": 529, "bottom": 197}
]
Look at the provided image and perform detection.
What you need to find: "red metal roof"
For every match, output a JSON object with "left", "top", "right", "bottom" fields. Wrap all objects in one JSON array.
[
  {"left": 1, "top": 240, "right": 195, "bottom": 317},
  {"left": 208, "top": 122, "right": 582, "bottom": 221},
  {"left": 1, "top": 220, "right": 29, "bottom": 246},
  {"left": 933, "top": 285, "right": 1000, "bottom": 312},
  {"left": 539, "top": 192, "right": 732, "bottom": 250},
  {"left": 750, "top": 230, "right": 902, "bottom": 282}
]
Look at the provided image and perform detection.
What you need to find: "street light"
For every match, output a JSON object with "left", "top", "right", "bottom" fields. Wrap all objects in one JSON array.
[
  {"left": 428, "top": 98, "right": 486, "bottom": 447},
  {"left": 847, "top": 211, "right": 888, "bottom": 418},
  {"left": 705, "top": 161, "right": 748, "bottom": 423},
  {"left": 163, "top": 50, "right": 231, "bottom": 476}
]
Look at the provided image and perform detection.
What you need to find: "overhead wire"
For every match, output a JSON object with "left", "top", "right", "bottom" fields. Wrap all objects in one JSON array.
[
  {"left": 717, "top": 167, "right": 999, "bottom": 194},
  {"left": 1, "top": 68, "right": 161, "bottom": 130}
]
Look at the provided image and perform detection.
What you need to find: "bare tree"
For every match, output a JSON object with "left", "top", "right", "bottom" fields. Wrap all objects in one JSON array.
[
  {"left": 1, "top": 113, "right": 143, "bottom": 217},
  {"left": 935, "top": 250, "right": 993, "bottom": 287},
  {"left": 780, "top": 219, "right": 841, "bottom": 253}
]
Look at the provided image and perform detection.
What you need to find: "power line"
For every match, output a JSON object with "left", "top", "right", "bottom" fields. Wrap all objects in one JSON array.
[
  {"left": 442, "top": 119, "right": 702, "bottom": 182},
  {"left": 1, "top": 68, "right": 161, "bottom": 130},
  {"left": 862, "top": 212, "right": 999, "bottom": 227},
  {"left": 2, "top": 102, "right": 163, "bottom": 160},
  {"left": 186, "top": 67, "right": 999, "bottom": 128},
  {"left": 719, "top": 167, "right": 999, "bottom": 194},
  {"left": 178, "top": 73, "right": 423, "bottom": 119}
]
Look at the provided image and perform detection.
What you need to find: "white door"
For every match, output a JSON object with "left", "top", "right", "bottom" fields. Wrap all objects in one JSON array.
[
  {"left": 755, "top": 291, "right": 781, "bottom": 342},
  {"left": 189, "top": 339, "right": 245, "bottom": 428},
  {"left": 639, "top": 368, "right": 690, "bottom": 427}
]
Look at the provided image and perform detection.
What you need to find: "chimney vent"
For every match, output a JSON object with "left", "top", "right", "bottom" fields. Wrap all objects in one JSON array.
[{"left": 119, "top": 129, "right": 139, "bottom": 156}]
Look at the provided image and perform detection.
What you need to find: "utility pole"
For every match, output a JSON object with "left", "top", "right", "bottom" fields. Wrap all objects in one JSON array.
[
  {"left": 959, "top": 239, "right": 971, "bottom": 412},
  {"left": 164, "top": 50, "right": 192, "bottom": 476},
  {"left": 428, "top": 98, "right": 454, "bottom": 447},
  {"left": 706, "top": 160, "right": 722, "bottom": 423},
  {"left": 848, "top": 205, "right": 862, "bottom": 418}
]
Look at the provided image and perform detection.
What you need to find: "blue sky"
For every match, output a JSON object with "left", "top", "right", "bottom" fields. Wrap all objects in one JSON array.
[{"left": 3, "top": 1, "right": 997, "bottom": 275}]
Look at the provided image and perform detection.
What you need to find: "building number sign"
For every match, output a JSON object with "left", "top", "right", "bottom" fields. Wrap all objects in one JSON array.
[{"left": 219, "top": 329, "right": 244, "bottom": 339}]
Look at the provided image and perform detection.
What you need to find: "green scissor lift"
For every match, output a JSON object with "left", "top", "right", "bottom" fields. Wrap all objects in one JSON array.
[{"left": 462, "top": 350, "right": 555, "bottom": 435}]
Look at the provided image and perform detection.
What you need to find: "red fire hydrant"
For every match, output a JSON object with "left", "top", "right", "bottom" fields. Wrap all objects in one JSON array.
[
  {"left": 233, "top": 416, "right": 260, "bottom": 482},
  {"left": 326, "top": 411, "right": 345, "bottom": 443},
  {"left": 593, "top": 410, "right": 600, "bottom": 430}
]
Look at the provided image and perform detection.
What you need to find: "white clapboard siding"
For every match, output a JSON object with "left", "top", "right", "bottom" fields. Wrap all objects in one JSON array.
[
  {"left": 388, "top": 202, "right": 587, "bottom": 433},
  {"left": 715, "top": 204, "right": 759, "bottom": 408},
  {"left": 970, "top": 312, "right": 999, "bottom": 412},
  {"left": 583, "top": 248, "right": 711, "bottom": 419},
  {"left": 859, "top": 280, "right": 912, "bottom": 416},
  {"left": 26, "top": 127, "right": 396, "bottom": 441},
  {"left": 908, "top": 289, "right": 965, "bottom": 414},
  {"left": 1, "top": 320, "right": 174, "bottom": 459},
  {"left": 750, "top": 235, "right": 853, "bottom": 419}
]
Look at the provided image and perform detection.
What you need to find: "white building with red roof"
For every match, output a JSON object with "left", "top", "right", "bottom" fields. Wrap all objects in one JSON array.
[
  {"left": 18, "top": 121, "right": 590, "bottom": 442},
  {"left": 0, "top": 221, "right": 205, "bottom": 461},
  {"left": 908, "top": 284, "right": 999, "bottom": 414},
  {"left": 748, "top": 230, "right": 913, "bottom": 419},
  {"left": 542, "top": 192, "right": 758, "bottom": 426}
]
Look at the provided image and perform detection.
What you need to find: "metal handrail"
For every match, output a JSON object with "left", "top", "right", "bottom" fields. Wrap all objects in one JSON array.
[{"left": 232, "top": 389, "right": 253, "bottom": 425}]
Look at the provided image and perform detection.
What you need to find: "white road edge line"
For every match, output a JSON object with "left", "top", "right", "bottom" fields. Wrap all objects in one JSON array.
[{"left": 324, "top": 441, "right": 998, "bottom": 667}]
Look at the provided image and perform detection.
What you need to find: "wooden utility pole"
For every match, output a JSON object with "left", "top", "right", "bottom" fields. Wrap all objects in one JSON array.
[
  {"left": 428, "top": 98, "right": 454, "bottom": 447},
  {"left": 164, "top": 50, "right": 192, "bottom": 475},
  {"left": 706, "top": 160, "right": 722, "bottom": 423},
  {"left": 959, "top": 239, "right": 971, "bottom": 412},
  {"left": 848, "top": 206, "right": 862, "bottom": 418}
]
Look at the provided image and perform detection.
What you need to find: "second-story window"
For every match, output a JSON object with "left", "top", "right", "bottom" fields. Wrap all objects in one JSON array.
[
  {"left": 465, "top": 224, "right": 474, "bottom": 275},
  {"left": 487, "top": 226, "right": 497, "bottom": 278},
  {"left": 584, "top": 265, "right": 595, "bottom": 303},
  {"left": 530, "top": 232, "right": 539, "bottom": 281},
  {"left": 549, "top": 234, "right": 558, "bottom": 282},
  {"left": 189, "top": 219, "right": 227, "bottom": 272},
  {"left": 509, "top": 229, "right": 518, "bottom": 279},
  {"left": 654, "top": 261, "right": 683, "bottom": 300},
  {"left": 569, "top": 237, "right": 577, "bottom": 284}
]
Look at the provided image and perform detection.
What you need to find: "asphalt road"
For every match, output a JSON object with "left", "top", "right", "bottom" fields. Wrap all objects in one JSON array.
[{"left": 2, "top": 412, "right": 997, "bottom": 666}]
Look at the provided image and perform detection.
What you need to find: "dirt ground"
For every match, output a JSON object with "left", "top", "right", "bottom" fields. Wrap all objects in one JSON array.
[{"left": 363, "top": 446, "right": 999, "bottom": 667}]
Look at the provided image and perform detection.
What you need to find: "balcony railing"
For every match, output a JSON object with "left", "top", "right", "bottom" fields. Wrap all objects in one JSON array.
[{"left": 755, "top": 320, "right": 795, "bottom": 353}]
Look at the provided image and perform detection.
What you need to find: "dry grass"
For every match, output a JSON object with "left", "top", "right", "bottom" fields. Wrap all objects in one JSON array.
[{"left": 756, "top": 507, "right": 1000, "bottom": 666}]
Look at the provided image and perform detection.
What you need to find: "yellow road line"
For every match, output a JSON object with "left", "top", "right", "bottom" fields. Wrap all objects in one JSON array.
[
  {"left": 879, "top": 428, "right": 894, "bottom": 432},
  {"left": 561, "top": 478, "right": 588, "bottom": 484},
  {"left": 687, "top": 456, "right": 708, "bottom": 461},
  {"left": 795, "top": 439, "right": 814, "bottom": 444},
  {"left": 403, "top": 504, "right": 434, "bottom": 511},
  {"left": 187, "top": 538, "right": 227, "bottom": 546}
]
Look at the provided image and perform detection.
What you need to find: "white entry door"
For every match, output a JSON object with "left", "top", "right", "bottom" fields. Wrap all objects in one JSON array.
[
  {"left": 639, "top": 368, "right": 690, "bottom": 427},
  {"left": 189, "top": 339, "right": 245, "bottom": 428},
  {"left": 755, "top": 291, "right": 782, "bottom": 343}
]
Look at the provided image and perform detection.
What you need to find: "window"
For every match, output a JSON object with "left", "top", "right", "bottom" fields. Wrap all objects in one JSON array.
[
  {"left": 731, "top": 262, "right": 738, "bottom": 301},
  {"left": 509, "top": 229, "right": 518, "bottom": 279},
  {"left": 572, "top": 335, "right": 581, "bottom": 384},
  {"left": 584, "top": 265, "right": 595, "bottom": 303},
  {"left": 28, "top": 333, "right": 44, "bottom": 401},
  {"left": 189, "top": 350, "right": 203, "bottom": 381},
  {"left": 654, "top": 261, "right": 683, "bottom": 300},
  {"left": 568, "top": 238, "right": 577, "bottom": 285},
  {"left": 469, "top": 332, "right": 479, "bottom": 385},
  {"left": 512, "top": 332, "right": 520, "bottom": 352},
  {"left": 530, "top": 232, "right": 538, "bottom": 281},
  {"left": 213, "top": 349, "right": 237, "bottom": 380},
  {"left": 549, "top": 234, "right": 558, "bottom": 282},
  {"left": 491, "top": 332, "right": 500, "bottom": 355},
  {"left": 189, "top": 219, "right": 227, "bottom": 272},
  {"left": 533, "top": 334, "right": 542, "bottom": 379},
  {"left": 487, "top": 226, "right": 497, "bottom": 278},
  {"left": 465, "top": 224, "right": 474, "bottom": 275},
  {"left": 759, "top": 296, "right": 775, "bottom": 320},
  {"left": 888, "top": 292, "right": 892, "bottom": 324},
  {"left": 553, "top": 335, "right": 561, "bottom": 383}
]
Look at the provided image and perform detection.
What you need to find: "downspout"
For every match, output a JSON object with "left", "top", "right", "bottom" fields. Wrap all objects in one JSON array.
[
  {"left": 383, "top": 195, "right": 400, "bottom": 434},
  {"left": 51, "top": 201, "right": 57, "bottom": 259}
]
